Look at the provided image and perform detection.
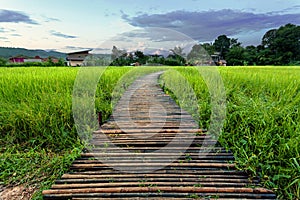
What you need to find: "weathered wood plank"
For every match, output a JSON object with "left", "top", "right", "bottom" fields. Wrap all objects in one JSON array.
[{"left": 43, "top": 72, "right": 276, "bottom": 199}]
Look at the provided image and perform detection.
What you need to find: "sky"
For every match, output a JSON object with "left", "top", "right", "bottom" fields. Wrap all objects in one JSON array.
[{"left": 0, "top": 0, "right": 300, "bottom": 53}]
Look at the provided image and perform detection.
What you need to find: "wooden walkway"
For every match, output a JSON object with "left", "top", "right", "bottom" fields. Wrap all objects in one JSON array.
[{"left": 43, "top": 72, "right": 276, "bottom": 199}]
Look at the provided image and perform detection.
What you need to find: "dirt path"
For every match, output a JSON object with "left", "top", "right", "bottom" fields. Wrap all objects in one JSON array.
[{"left": 0, "top": 185, "right": 36, "bottom": 200}]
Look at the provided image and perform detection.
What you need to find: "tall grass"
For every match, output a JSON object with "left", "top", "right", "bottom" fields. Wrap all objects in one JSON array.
[
  {"left": 1, "top": 66, "right": 299, "bottom": 199},
  {"left": 161, "top": 66, "right": 300, "bottom": 199},
  {"left": 0, "top": 67, "right": 153, "bottom": 149},
  {"left": 0, "top": 66, "right": 166, "bottom": 199},
  {"left": 0, "top": 67, "right": 81, "bottom": 199},
  {"left": 220, "top": 67, "right": 300, "bottom": 199},
  {"left": 0, "top": 67, "right": 78, "bottom": 149}
]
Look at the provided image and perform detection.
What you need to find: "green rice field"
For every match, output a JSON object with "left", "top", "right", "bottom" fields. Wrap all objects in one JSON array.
[{"left": 0, "top": 66, "right": 299, "bottom": 199}]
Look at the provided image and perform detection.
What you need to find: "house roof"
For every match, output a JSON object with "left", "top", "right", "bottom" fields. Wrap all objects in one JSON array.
[
  {"left": 67, "top": 49, "right": 92, "bottom": 55},
  {"left": 9, "top": 55, "right": 28, "bottom": 59},
  {"left": 66, "top": 57, "right": 85, "bottom": 61}
]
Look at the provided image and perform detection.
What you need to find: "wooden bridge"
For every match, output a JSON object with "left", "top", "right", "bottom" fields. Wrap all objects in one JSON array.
[{"left": 43, "top": 72, "right": 276, "bottom": 199}]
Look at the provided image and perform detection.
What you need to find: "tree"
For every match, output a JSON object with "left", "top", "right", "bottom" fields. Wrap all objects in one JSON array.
[
  {"left": 47, "top": 57, "right": 55, "bottom": 66},
  {"left": 262, "top": 29, "right": 277, "bottom": 48},
  {"left": 213, "top": 35, "right": 231, "bottom": 58},
  {"left": 260, "top": 24, "right": 300, "bottom": 65},
  {"left": 274, "top": 24, "right": 300, "bottom": 64},
  {"left": 201, "top": 43, "right": 215, "bottom": 55},
  {"left": 166, "top": 46, "right": 186, "bottom": 66},
  {"left": 110, "top": 46, "right": 129, "bottom": 66},
  {"left": 169, "top": 46, "right": 185, "bottom": 57},
  {"left": 134, "top": 50, "right": 147, "bottom": 64},
  {"left": 230, "top": 38, "right": 242, "bottom": 48},
  {"left": 243, "top": 46, "right": 258, "bottom": 66},
  {"left": 57, "top": 58, "right": 65, "bottom": 66},
  {"left": 0, "top": 57, "right": 7, "bottom": 66},
  {"left": 187, "top": 44, "right": 212, "bottom": 65},
  {"left": 226, "top": 45, "right": 245, "bottom": 66},
  {"left": 111, "top": 46, "right": 126, "bottom": 61},
  {"left": 257, "top": 47, "right": 275, "bottom": 65}
]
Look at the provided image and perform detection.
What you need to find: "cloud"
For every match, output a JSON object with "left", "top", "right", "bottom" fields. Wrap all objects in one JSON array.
[
  {"left": 267, "top": 5, "right": 300, "bottom": 15},
  {"left": 119, "top": 28, "right": 192, "bottom": 42},
  {"left": 92, "top": 47, "right": 111, "bottom": 51},
  {"left": 65, "top": 46, "right": 91, "bottom": 51},
  {"left": 104, "top": 10, "right": 117, "bottom": 17},
  {"left": 0, "top": 27, "right": 16, "bottom": 33},
  {"left": 64, "top": 46, "right": 110, "bottom": 54},
  {"left": 11, "top": 33, "right": 21, "bottom": 37},
  {"left": 0, "top": 36, "right": 8, "bottom": 40},
  {"left": 0, "top": 9, "right": 38, "bottom": 24},
  {"left": 102, "top": 28, "right": 196, "bottom": 56},
  {"left": 122, "top": 9, "right": 300, "bottom": 42},
  {"left": 51, "top": 31, "right": 77, "bottom": 39},
  {"left": 43, "top": 16, "right": 60, "bottom": 23},
  {"left": 120, "top": 10, "right": 130, "bottom": 20}
]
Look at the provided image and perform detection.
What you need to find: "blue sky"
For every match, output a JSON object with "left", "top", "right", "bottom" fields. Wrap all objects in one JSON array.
[{"left": 0, "top": 0, "right": 299, "bottom": 53}]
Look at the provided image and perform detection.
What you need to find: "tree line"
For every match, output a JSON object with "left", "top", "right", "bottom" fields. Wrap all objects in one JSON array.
[
  {"left": 110, "top": 23, "right": 300, "bottom": 66},
  {"left": 109, "top": 46, "right": 186, "bottom": 66},
  {"left": 0, "top": 57, "right": 65, "bottom": 67},
  {"left": 208, "top": 23, "right": 300, "bottom": 66}
]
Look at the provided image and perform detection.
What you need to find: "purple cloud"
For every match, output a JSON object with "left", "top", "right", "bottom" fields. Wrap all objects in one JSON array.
[
  {"left": 122, "top": 9, "right": 300, "bottom": 42},
  {"left": 0, "top": 9, "right": 38, "bottom": 24}
]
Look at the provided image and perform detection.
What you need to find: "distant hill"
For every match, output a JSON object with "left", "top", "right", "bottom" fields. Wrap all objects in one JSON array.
[{"left": 0, "top": 47, "right": 66, "bottom": 59}]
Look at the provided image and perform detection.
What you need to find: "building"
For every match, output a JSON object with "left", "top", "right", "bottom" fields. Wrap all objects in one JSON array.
[
  {"left": 9, "top": 57, "right": 25, "bottom": 63},
  {"left": 9, "top": 55, "right": 59, "bottom": 64},
  {"left": 66, "top": 49, "right": 92, "bottom": 66},
  {"left": 211, "top": 52, "right": 227, "bottom": 66},
  {"left": 9, "top": 56, "right": 42, "bottom": 63},
  {"left": 42, "top": 56, "right": 59, "bottom": 64},
  {"left": 218, "top": 60, "right": 227, "bottom": 66}
]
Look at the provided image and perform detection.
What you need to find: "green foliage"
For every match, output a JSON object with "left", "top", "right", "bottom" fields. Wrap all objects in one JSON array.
[
  {"left": 200, "top": 43, "right": 215, "bottom": 56},
  {"left": 1, "top": 66, "right": 300, "bottom": 199},
  {"left": 194, "top": 23, "right": 300, "bottom": 66},
  {"left": 0, "top": 68, "right": 78, "bottom": 149},
  {"left": 134, "top": 50, "right": 148, "bottom": 64},
  {"left": 0, "top": 57, "right": 7, "bottom": 66},
  {"left": 165, "top": 54, "right": 186, "bottom": 66},
  {"left": 3, "top": 60, "right": 66, "bottom": 67},
  {"left": 235, "top": 23, "right": 300, "bottom": 66},
  {"left": 0, "top": 66, "right": 167, "bottom": 199},
  {"left": 161, "top": 66, "right": 300, "bottom": 199},
  {"left": 109, "top": 46, "right": 186, "bottom": 66},
  {"left": 219, "top": 67, "right": 300, "bottom": 199},
  {"left": 243, "top": 45, "right": 258, "bottom": 66},
  {"left": 214, "top": 35, "right": 231, "bottom": 58},
  {"left": 226, "top": 45, "right": 245, "bottom": 66},
  {"left": 264, "top": 24, "right": 300, "bottom": 65},
  {"left": 0, "top": 68, "right": 83, "bottom": 198},
  {"left": 0, "top": 145, "right": 82, "bottom": 198}
]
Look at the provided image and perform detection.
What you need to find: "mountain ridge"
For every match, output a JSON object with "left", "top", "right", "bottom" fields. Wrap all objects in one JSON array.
[{"left": 0, "top": 47, "right": 66, "bottom": 59}]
